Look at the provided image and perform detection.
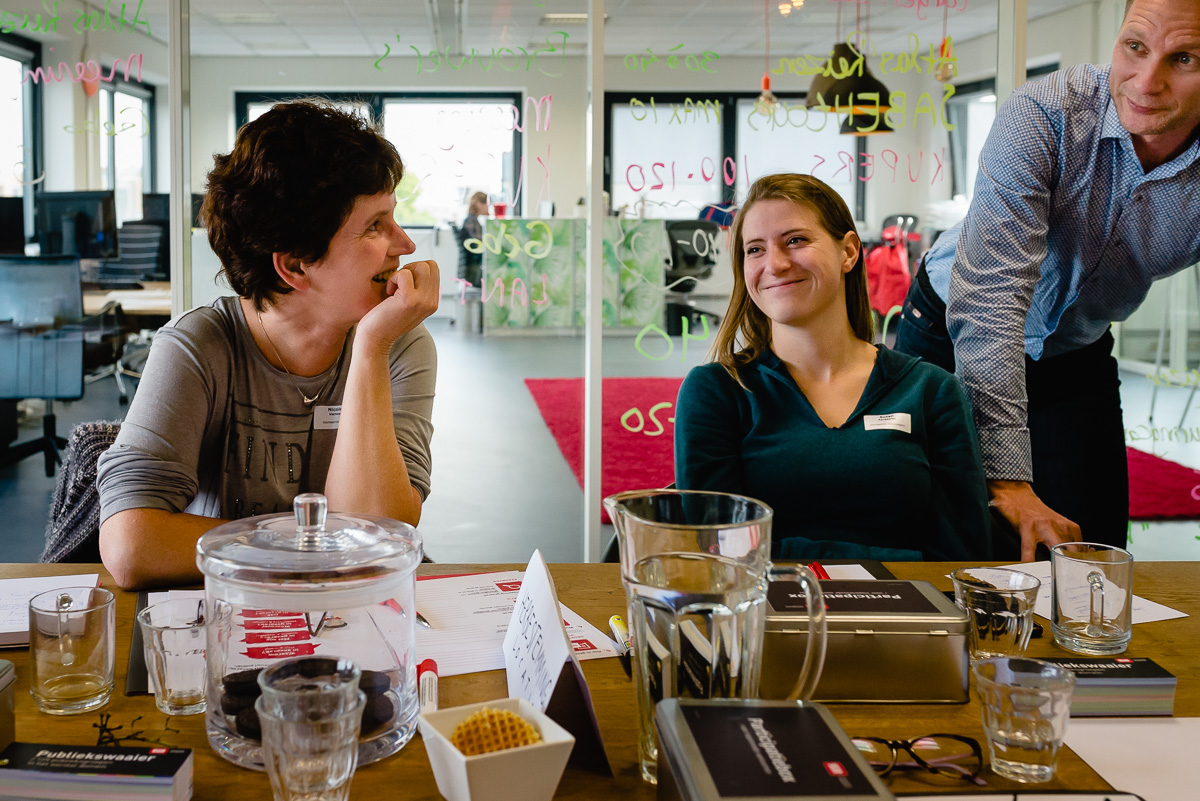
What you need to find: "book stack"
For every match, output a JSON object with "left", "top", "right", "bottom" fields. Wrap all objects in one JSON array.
[
  {"left": 0, "top": 742, "right": 193, "bottom": 801},
  {"left": 1041, "top": 657, "right": 1177, "bottom": 717}
]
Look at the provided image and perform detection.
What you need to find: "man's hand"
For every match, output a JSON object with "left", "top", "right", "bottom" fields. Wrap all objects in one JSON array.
[
  {"left": 987, "top": 479, "right": 1082, "bottom": 561},
  {"left": 357, "top": 259, "right": 440, "bottom": 352}
]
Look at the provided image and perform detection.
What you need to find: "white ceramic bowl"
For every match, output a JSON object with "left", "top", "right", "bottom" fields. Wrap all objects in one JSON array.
[{"left": 418, "top": 697, "right": 575, "bottom": 801}]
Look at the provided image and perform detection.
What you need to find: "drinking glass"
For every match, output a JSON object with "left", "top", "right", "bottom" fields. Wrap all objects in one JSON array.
[
  {"left": 973, "top": 657, "right": 1075, "bottom": 783},
  {"left": 138, "top": 598, "right": 207, "bottom": 715},
  {"left": 28, "top": 586, "right": 115, "bottom": 715},
  {"left": 951, "top": 567, "right": 1041, "bottom": 662},
  {"left": 257, "top": 656, "right": 363, "bottom": 720},
  {"left": 604, "top": 489, "right": 826, "bottom": 785},
  {"left": 1051, "top": 542, "right": 1133, "bottom": 655},
  {"left": 257, "top": 690, "right": 365, "bottom": 801}
]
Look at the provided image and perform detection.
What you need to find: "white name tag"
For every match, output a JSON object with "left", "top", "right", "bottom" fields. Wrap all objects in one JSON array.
[
  {"left": 863, "top": 413, "right": 911, "bottom": 433},
  {"left": 314, "top": 405, "right": 341, "bottom": 430}
]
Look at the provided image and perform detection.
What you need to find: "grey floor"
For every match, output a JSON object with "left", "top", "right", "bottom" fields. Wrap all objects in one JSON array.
[{"left": 5, "top": 315, "right": 1200, "bottom": 564}]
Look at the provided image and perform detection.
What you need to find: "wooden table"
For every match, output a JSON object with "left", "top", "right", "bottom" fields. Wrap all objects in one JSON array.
[{"left": 5, "top": 562, "right": 1197, "bottom": 799}]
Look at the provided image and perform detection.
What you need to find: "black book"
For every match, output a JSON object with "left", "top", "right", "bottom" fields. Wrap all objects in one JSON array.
[
  {"left": 1040, "top": 657, "right": 1177, "bottom": 717},
  {"left": 0, "top": 742, "right": 193, "bottom": 801}
]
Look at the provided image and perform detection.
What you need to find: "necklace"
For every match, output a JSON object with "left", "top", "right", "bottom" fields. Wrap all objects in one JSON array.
[{"left": 256, "top": 309, "right": 336, "bottom": 406}]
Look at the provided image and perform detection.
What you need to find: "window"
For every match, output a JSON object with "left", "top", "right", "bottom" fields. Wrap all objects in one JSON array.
[
  {"left": 0, "top": 33, "right": 39, "bottom": 242},
  {"left": 99, "top": 80, "right": 155, "bottom": 225},
  {"left": 237, "top": 92, "right": 521, "bottom": 228},
  {"left": 606, "top": 92, "right": 866, "bottom": 221}
]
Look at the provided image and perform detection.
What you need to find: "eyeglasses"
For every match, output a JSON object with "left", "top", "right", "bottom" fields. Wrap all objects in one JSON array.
[{"left": 850, "top": 734, "right": 985, "bottom": 785}]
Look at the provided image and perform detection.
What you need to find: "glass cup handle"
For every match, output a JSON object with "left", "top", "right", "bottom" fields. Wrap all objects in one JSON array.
[
  {"left": 768, "top": 564, "right": 827, "bottom": 701},
  {"left": 1086, "top": 570, "right": 1105, "bottom": 637}
]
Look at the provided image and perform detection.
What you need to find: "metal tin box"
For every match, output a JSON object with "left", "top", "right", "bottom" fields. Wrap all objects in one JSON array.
[
  {"left": 761, "top": 580, "right": 968, "bottom": 703},
  {"left": 654, "top": 699, "right": 895, "bottom": 801},
  {"left": 0, "top": 659, "right": 14, "bottom": 753}
]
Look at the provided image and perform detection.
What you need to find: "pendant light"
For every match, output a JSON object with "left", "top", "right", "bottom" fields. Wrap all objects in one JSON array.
[
  {"left": 806, "top": 2, "right": 891, "bottom": 116},
  {"left": 755, "top": 0, "right": 779, "bottom": 115}
]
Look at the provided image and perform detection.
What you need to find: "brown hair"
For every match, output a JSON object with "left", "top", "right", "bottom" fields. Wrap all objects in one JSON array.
[
  {"left": 710, "top": 173, "right": 872, "bottom": 381},
  {"left": 202, "top": 100, "right": 405, "bottom": 310}
]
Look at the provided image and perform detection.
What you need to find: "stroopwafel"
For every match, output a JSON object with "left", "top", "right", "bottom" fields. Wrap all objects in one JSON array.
[{"left": 449, "top": 706, "right": 542, "bottom": 756}]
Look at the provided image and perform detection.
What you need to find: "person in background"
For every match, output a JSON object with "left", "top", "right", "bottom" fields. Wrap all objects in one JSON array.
[
  {"left": 96, "top": 101, "right": 439, "bottom": 589},
  {"left": 674, "top": 173, "right": 990, "bottom": 561},
  {"left": 456, "top": 191, "right": 489, "bottom": 288},
  {"left": 893, "top": 0, "right": 1200, "bottom": 559}
]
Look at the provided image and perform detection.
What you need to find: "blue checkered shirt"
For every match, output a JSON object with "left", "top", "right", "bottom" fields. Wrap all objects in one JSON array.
[{"left": 924, "top": 64, "right": 1200, "bottom": 482}]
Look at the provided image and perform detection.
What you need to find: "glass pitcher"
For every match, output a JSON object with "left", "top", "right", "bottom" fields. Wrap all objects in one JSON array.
[
  {"left": 604, "top": 489, "right": 827, "bottom": 785},
  {"left": 197, "top": 493, "right": 422, "bottom": 771}
]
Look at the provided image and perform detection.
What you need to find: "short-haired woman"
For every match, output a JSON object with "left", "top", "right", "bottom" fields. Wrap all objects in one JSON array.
[
  {"left": 97, "top": 101, "right": 439, "bottom": 588},
  {"left": 674, "top": 174, "right": 989, "bottom": 560}
]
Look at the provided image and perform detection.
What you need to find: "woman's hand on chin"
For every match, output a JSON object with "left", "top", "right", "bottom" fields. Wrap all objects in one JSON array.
[{"left": 356, "top": 259, "right": 441, "bottom": 353}]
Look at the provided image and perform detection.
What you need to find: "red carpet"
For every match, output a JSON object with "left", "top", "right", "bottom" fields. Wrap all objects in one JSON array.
[
  {"left": 525, "top": 381, "right": 1200, "bottom": 521},
  {"left": 1127, "top": 447, "right": 1200, "bottom": 519},
  {"left": 525, "top": 377, "right": 683, "bottom": 522}
]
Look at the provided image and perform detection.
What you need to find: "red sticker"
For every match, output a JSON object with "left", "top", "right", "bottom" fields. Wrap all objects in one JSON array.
[
  {"left": 239, "top": 609, "right": 301, "bottom": 618},
  {"left": 241, "top": 643, "right": 320, "bottom": 659},
  {"left": 495, "top": 581, "right": 523, "bottom": 592},
  {"left": 150, "top": 748, "right": 168, "bottom": 754},
  {"left": 243, "top": 630, "right": 312, "bottom": 644},
  {"left": 242, "top": 618, "right": 307, "bottom": 631},
  {"left": 823, "top": 761, "right": 848, "bottom": 777},
  {"left": 571, "top": 639, "right": 595, "bottom": 652}
]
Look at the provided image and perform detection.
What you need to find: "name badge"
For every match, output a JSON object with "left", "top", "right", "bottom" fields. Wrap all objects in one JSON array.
[
  {"left": 863, "top": 413, "right": 911, "bottom": 433},
  {"left": 314, "top": 405, "right": 341, "bottom": 430}
]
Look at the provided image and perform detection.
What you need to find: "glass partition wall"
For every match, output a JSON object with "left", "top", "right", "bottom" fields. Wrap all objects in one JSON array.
[{"left": 26, "top": 0, "right": 1154, "bottom": 562}]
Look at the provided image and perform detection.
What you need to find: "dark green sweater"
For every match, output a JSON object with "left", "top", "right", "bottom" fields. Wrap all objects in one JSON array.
[{"left": 674, "top": 347, "right": 990, "bottom": 561}]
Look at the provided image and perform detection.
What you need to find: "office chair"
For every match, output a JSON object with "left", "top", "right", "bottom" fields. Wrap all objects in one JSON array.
[
  {"left": 0, "top": 256, "right": 86, "bottom": 476},
  {"left": 94, "top": 220, "right": 169, "bottom": 288},
  {"left": 663, "top": 220, "right": 722, "bottom": 336}
]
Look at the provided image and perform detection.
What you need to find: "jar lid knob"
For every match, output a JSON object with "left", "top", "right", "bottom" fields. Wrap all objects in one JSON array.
[{"left": 293, "top": 493, "right": 328, "bottom": 531}]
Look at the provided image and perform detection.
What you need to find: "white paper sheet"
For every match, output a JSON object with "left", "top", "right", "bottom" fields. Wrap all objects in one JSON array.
[
  {"left": 823, "top": 564, "right": 876, "bottom": 580},
  {"left": 1065, "top": 718, "right": 1200, "bottom": 801},
  {"left": 0, "top": 573, "right": 100, "bottom": 647},
  {"left": 993, "top": 562, "right": 1187, "bottom": 624},
  {"left": 416, "top": 570, "right": 621, "bottom": 677}
]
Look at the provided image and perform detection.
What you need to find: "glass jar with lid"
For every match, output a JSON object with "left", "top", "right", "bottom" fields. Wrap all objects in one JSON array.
[{"left": 196, "top": 493, "right": 423, "bottom": 770}]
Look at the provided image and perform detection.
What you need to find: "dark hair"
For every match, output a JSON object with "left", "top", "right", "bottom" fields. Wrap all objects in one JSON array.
[
  {"left": 711, "top": 173, "right": 872, "bottom": 382},
  {"left": 202, "top": 101, "right": 405, "bottom": 310}
]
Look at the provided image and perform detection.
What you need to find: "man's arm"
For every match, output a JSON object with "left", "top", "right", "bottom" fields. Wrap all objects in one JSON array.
[{"left": 945, "top": 89, "right": 1082, "bottom": 558}]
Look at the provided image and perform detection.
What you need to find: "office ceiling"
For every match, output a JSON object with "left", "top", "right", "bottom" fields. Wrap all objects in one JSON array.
[{"left": 92, "top": 0, "right": 1100, "bottom": 60}]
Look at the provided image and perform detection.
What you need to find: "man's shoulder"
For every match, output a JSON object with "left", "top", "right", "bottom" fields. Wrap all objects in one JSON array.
[{"left": 1012, "top": 63, "right": 1108, "bottom": 116}]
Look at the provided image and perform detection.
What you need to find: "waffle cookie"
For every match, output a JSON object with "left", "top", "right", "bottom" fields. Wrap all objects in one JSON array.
[{"left": 449, "top": 706, "right": 542, "bottom": 756}]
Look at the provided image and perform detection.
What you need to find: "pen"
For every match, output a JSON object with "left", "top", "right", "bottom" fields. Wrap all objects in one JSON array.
[
  {"left": 808, "top": 561, "right": 831, "bottom": 580},
  {"left": 418, "top": 658, "right": 438, "bottom": 713},
  {"left": 416, "top": 611, "right": 433, "bottom": 630},
  {"left": 609, "top": 614, "right": 632, "bottom": 680}
]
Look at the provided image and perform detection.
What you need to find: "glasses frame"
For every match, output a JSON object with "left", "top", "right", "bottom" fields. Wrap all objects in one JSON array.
[{"left": 852, "top": 733, "right": 986, "bottom": 785}]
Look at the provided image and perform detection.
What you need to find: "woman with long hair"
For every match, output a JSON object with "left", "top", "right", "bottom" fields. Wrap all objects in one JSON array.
[{"left": 674, "top": 174, "right": 989, "bottom": 560}]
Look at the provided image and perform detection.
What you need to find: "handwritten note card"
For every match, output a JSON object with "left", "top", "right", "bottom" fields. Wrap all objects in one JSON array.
[
  {"left": 996, "top": 562, "right": 1187, "bottom": 625},
  {"left": 0, "top": 574, "right": 100, "bottom": 647}
]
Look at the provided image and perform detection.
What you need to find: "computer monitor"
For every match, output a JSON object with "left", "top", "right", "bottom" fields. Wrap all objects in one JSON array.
[
  {"left": 0, "top": 256, "right": 83, "bottom": 326},
  {"left": 35, "top": 191, "right": 118, "bottom": 259},
  {"left": 142, "top": 192, "right": 205, "bottom": 227},
  {"left": 0, "top": 197, "right": 25, "bottom": 255},
  {"left": 141, "top": 193, "right": 170, "bottom": 222}
]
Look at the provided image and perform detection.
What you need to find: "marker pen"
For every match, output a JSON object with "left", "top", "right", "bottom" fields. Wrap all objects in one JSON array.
[{"left": 418, "top": 658, "right": 438, "bottom": 713}]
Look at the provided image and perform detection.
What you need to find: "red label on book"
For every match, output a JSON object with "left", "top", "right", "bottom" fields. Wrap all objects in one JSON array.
[
  {"left": 823, "top": 761, "right": 848, "bottom": 777},
  {"left": 242, "top": 618, "right": 306, "bottom": 631},
  {"left": 243, "top": 630, "right": 311, "bottom": 644},
  {"left": 241, "top": 643, "right": 319, "bottom": 659},
  {"left": 571, "top": 639, "right": 595, "bottom": 652},
  {"left": 495, "top": 581, "right": 523, "bottom": 592}
]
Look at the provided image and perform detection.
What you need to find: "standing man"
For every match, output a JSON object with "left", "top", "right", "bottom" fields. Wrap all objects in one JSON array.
[{"left": 895, "top": 0, "right": 1200, "bottom": 559}]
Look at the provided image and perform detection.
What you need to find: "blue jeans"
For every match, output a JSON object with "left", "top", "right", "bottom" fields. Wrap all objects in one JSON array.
[{"left": 894, "top": 264, "right": 1129, "bottom": 552}]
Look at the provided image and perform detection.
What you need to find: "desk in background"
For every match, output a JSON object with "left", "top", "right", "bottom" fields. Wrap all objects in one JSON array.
[
  {"left": 5, "top": 561, "right": 1198, "bottom": 799},
  {"left": 83, "top": 282, "right": 172, "bottom": 319}
]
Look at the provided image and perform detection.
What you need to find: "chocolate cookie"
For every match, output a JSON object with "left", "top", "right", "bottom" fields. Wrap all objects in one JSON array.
[
  {"left": 360, "top": 693, "right": 394, "bottom": 736},
  {"left": 235, "top": 705, "right": 262, "bottom": 740},
  {"left": 222, "top": 668, "right": 263, "bottom": 695},
  {"left": 220, "top": 692, "right": 257, "bottom": 716},
  {"left": 359, "top": 670, "right": 390, "bottom": 696}
]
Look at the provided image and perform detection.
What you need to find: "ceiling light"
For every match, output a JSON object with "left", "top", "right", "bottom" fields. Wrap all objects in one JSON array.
[
  {"left": 212, "top": 12, "right": 280, "bottom": 25},
  {"left": 778, "top": 3, "right": 791, "bottom": 15},
  {"left": 806, "top": 43, "right": 893, "bottom": 115}
]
